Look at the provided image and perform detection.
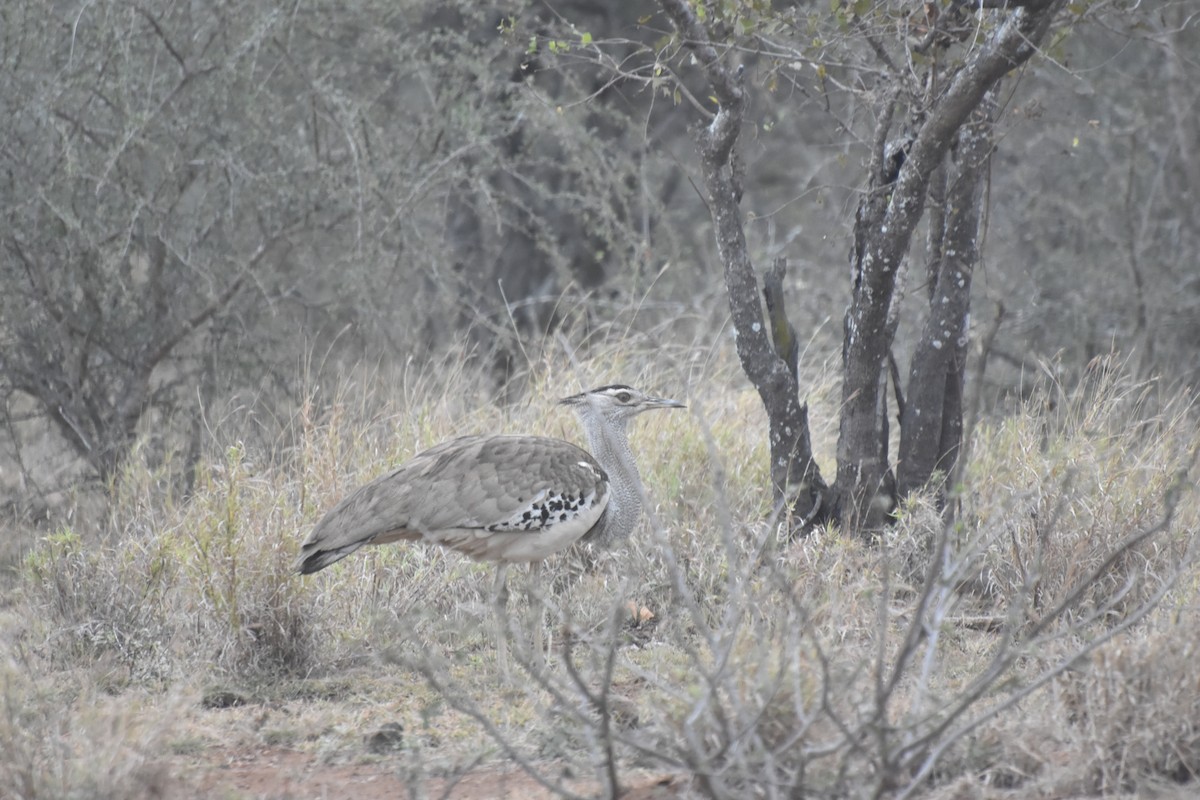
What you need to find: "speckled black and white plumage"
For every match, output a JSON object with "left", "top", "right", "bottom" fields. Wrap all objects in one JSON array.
[{"left": 295, "top": 385, "right": 684, "bottom": 576}]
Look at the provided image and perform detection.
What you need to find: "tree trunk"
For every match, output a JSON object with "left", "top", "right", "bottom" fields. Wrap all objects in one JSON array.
[
  {"left": 835, "top": 4, "right": 1064, "bottom": 532},
  {"left": 657, "top": 0, "right": 1067, "bottom": 534},
  {"left": 658, "top": 0, "right": 831, "bottom": 529},
  {"left": 897, "top": 95, "right": 996, "bottom": 499}
]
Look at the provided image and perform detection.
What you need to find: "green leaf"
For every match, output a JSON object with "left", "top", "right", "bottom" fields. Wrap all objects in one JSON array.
[{"left": 580, "top": 31, "right": 593, "bottom": 46}]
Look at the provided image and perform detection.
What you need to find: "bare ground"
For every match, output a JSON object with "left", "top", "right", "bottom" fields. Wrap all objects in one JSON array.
[{"left": 161, "top": 745, "right": 684, "bottom": 799}]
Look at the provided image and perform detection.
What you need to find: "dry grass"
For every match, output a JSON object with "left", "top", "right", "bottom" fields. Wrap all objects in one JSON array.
[
  {"left": 2, "top": 346, "right": 1198, "bottom": 798},
  {"left": 0, "top": 652, "right": 182, "bottom": 799}
]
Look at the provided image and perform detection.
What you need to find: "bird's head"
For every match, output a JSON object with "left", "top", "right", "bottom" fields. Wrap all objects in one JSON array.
[{"left": 558, "top": 384, "right": 685, "bottom": 426}]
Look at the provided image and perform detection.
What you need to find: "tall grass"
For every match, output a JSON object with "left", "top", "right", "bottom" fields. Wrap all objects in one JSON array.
[{"left": 4, "top": 348, "right": 1199, "bottom": 798}]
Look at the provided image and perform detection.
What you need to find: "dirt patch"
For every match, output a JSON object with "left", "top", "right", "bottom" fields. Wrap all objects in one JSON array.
[{"left": 167, "top": 745, "right": 686, "bottom": 799}]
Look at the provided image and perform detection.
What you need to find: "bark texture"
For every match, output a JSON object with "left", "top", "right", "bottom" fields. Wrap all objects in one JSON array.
[{"left": 897, "top": 95, "right": 996, "bottom": 498}]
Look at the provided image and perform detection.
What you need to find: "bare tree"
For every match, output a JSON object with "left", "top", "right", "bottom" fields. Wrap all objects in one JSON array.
[
  {"left": 650, "top": 0, "right": 1083, "bottom": 531},
  {"left": 0, "top": 1, "right": 681, "bottom": 499},
  {"left": 0, "top": 4, "right": 317, "bottom": 484}
]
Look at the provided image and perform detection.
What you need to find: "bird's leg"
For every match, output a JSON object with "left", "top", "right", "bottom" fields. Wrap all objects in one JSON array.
[
  {"left": 529, "top": 560, "right": 545, "bottom": 673},
  {"left": 492, "top": 564, "right": 510, "bottom": 680}
]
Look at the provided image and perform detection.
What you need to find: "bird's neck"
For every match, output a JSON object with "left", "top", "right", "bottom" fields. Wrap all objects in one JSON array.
[{"left": 585, "top": 419, "right": 643, "bottom": 545}]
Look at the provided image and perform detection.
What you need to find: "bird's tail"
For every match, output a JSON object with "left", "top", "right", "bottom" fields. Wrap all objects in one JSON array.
[{"left": 293, "top": 541, "right": 365, "bottom": 575}]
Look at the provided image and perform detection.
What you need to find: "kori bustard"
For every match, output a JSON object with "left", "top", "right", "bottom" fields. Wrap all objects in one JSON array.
[{"left": 295, "top": 384, "right": 684, "bottom": 670}]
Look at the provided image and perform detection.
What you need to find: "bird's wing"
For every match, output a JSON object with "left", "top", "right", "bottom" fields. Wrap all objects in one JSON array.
[
  {"left": 297, "top": 435, "right": 609, "bottom": 571},
  {"left": 403, "top": 435, "right": 608, "bottom": 532}
]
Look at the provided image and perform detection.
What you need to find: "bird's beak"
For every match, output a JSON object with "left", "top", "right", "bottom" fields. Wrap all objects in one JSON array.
[{"left": 647, "top": 396, "right": 686, "bottom": 410}]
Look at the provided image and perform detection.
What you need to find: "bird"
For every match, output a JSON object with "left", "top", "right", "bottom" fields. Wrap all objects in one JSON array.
[{"left": 295, "top": 384, "right": 685, "bottom": 672}]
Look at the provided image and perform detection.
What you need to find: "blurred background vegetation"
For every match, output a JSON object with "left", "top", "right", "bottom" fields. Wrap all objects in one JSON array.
[{"left": 2, "top": 0, "right": 1196, "bottom": 519}]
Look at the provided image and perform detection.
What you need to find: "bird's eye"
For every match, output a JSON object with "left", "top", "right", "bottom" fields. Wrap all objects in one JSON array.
[{"left": 616, "top": 391, "right": 632, "bottom": 403}]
